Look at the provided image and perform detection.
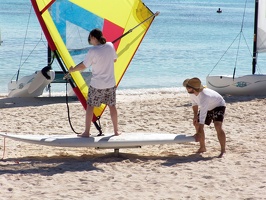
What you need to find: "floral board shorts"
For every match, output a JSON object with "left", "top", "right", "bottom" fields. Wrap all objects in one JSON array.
[
  {"left": 199, "top": 106, "right": 226, "bottom": 125},
  {"left": 87, "top": 86, "right": 116, "bottom": 107}
]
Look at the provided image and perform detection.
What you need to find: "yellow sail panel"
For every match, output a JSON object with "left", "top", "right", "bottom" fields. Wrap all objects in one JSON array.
[
  {"left": 114, "top": 3, "right": 153, "bottom": 85},
  {"left": 70, "top": 0, "right": 133, "bottom": 28},
  {"left": 71, "top": 0, "right": 153, "bottom": 34},
  {"left": 70, "top": 0, "right": 154, "bottom": 86}
]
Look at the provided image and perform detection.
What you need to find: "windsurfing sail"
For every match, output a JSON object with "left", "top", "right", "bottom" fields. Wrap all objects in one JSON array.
[
  {"left": 253, "top": 0, "right": 266, "bottom": 74},
  {"left": 31, "top": 0, "right": 158, "bottom": 133}
]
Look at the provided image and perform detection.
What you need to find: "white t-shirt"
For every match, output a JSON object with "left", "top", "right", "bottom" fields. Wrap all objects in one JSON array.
[
  {"left": 189, "top": 88, "right": 226, "bottom": 124},
  {"left": 83, "top": 42, "right": 117, "bottom": 89}
]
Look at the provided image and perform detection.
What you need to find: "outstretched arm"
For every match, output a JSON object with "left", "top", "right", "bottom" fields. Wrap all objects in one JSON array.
[{"left": 69, "top": 62, "right": 86, "bottom": 73}]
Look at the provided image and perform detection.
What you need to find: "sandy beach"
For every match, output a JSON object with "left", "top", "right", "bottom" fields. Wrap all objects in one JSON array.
[{"left": 0, "top": 90, "right": 265, "bottom": 200}]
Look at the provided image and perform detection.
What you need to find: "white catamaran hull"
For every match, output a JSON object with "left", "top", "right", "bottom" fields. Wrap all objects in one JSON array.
[
  {"left": 206, "top": 74, "right": 266, "bottom": 96},
  {"left": 8, "top": 70, "right": 55, "bottom": 97}
]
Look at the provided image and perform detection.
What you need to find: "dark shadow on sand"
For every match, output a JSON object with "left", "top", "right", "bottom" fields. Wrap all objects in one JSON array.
[
  {"left": 115, "top": 152, "right": 216, "bottom": 166},
  {"left": 223, "top": 95, "right": 266, "bottom": 103},
  {"left": 0, "top": 96, "right": 78, "bottom": 109},
  {"left": 0, "top": 151, "right": 216, "bottom": 176}
]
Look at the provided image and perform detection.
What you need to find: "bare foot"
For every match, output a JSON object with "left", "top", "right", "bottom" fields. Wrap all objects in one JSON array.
[
  {"left": 218, "top": 152, "right": 225, "bottom": 158},
  {"left": 77, "top": 132, "right": 91, "bottom": 137},
  {"left": 114, "top": 132, "right": 121, "bottom": 136},
  {"left": 196, "top": 147, "right": 206, "bottom": 153}
]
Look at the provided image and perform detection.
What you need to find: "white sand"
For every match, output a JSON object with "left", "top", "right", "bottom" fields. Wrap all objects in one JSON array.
[{"left": 0, "top": 91, "right": 265, "bottom": 200}]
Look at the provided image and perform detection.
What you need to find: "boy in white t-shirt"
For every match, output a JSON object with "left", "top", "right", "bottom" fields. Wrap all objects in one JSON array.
[
  {"left": 69, "top": 28, "right": 119, "bottom": 137},
  {"left": 183, "top": 77, "right": 226, "bottom": 158}
]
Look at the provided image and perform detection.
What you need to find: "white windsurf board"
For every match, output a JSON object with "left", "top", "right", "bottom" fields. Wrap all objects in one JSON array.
[{"left": 0, "top": 132, "right": 195, "bottom": 148}]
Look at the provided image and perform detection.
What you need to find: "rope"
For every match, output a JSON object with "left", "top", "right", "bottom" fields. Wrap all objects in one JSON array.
[
  {"left": 208, "top": 0, "right": 250, "bottom": 76},
  {"left": 65, "top": 82, "right": 82, "bottom": 134},
  {"left": 64, "top": 80, "right": 103, "bottom": 136},
  {"left": 208, "top": 33, "right": 241, "bottom": 76},
  {"left": 16, "top": 5, "right": 33, "bottom": 82},
  {"left": 13, "top": 4, "right": 47, "bottom": 82}
]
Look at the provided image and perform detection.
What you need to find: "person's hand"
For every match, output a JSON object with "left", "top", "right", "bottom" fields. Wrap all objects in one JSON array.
[
  {"left": 193, "top": 133, "right": 200, "bottom": 142},
  {"left": 193, "top": 117, "right": 198, "bottom": 126},
  {"left": 69, "top": 66, "right": 74, "bottom": 73}
]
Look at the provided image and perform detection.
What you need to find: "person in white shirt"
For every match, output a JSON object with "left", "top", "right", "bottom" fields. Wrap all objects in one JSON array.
[
  {"left": 69, "top": 28, "right": 119, "bottom": 137},
  {"left": 183, "top": 77, "right": 226, "bottom": 158}
]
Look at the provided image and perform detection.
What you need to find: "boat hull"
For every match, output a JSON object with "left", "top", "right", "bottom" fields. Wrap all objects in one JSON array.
[
  {"left": 8, "top": 70, "right": 55, "bottom": 97},
  {"left": 206, "top": 74, "right": 266, "bottom": 96}
]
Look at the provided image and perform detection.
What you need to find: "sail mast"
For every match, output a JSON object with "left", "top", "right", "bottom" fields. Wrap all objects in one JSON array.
[{"left": 252, "top": 0, "right": 259, "bottom": 74}]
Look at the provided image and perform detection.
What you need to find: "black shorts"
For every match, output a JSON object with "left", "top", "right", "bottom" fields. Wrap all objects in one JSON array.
[{"left": 199, "top": 106, "right": 226, "bottom": 125}]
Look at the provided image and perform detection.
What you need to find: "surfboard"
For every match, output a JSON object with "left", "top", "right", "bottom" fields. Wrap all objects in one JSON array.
[{"left": 0, "top": 132, "right": 195, "bottom": 149}]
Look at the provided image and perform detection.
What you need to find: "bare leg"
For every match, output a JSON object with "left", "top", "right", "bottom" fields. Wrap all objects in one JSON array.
[
  {"left": 196, "top": 131, "right": 206, "bottom": 153},
  {"left": 214, "top": 121, "right": 226, "bottom": 158},
  {"left": 108, "top": 105, "right": 119, "bottom": 135},
  {"left": 78, "top": 105, "right": 94, "bottom": 137},
  {"left": 194, "top": 123, "right": 206, "bottom": 153}
]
